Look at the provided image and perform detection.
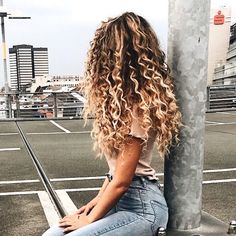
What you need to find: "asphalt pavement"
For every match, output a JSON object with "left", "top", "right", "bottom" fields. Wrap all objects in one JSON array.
[{"left": 0, "top": 111, "right": 235, "bottom": 235}]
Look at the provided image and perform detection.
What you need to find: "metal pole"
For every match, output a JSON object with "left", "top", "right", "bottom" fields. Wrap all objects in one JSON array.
[
  {"left": 15, "top": 93, "right": 20, "bottom": 118},
  {"left": 0, "top": 0, "right": 10, "bottom": 118},
  {"left": 206, "top": 86, "right": 210, "bottom": 111},
  {"left": 164, "top": 0, "right": 210, "bottom": 230},
  {"left": 0, "top": 2, "right": 8, "bottom": 91},
  {"left": 53, "top": 93, "right": 58, "bottom": 118}
]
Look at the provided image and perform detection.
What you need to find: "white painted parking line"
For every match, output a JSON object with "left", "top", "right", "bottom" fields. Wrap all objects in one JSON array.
[
  {"left": 56, "top": 190, "right": 77, "bottom": 214},
  {"left": 0, "top": 133, "right": 18, "bottom": 136},
  {"left": 1, "top": 167, "right": 236, "bottom": 185},
  {"left": 0, "top": 147, "right": 21, "bottom": 152},
  {"left": 203, "top": 179, "right": 236, "bottom": 184},
  {"left": 51, "top": 176, "right": 106, "bottom": 182},
  {"left": 64, "top": 187, "right": 101, "bottom": 192},
  {"left": 0, "top": 190, "right": 39, "bottom": 196},
  {"left": 216, "top": 112, "right": 236, "bottom": 116},
  {"left": 203, "top": 168, "right": 236, "bottom": 173},
  {"left": 27, "top": 132, "right": 65, "bottom": 135},
  {"left": 72, "top": 131, "right": 91, "bottom": 134},
  {"left": 205, "top": 120, "right": 223, "bottom": 124},
  {"left": 49, "top": 120, "right": 71, "bottom": 133},
  {"left": 38, "top": 191, "right": 60, "bottom": 226},
  {"left": 1, "top": 178, "right": 236, "bottom": 196},
  {"left": 206, "top": 122, "right": 236, "bottom": 126},
  {"left": 0, "top": 179, "right": 40, "bottom": 184},
  {"left": 26, "top": 131, "right": 91, "bottom": 135},
  {"left": 51, "top": 173, "right": 164, "bottom": 182}
]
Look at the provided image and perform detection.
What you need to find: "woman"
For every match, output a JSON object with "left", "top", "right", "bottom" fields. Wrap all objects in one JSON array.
[{"left": 43, "top": 12, "right": 183, "bottom": 236}]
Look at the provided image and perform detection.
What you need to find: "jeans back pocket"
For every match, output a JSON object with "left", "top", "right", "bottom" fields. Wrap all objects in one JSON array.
[{"left": 150, "top": 200, "right": 168, "bottom": 235}]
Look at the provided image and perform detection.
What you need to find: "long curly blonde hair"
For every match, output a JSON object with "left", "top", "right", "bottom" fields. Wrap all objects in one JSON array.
[{"left": 81, "top": 12, "right": 183, "bottom": 159}]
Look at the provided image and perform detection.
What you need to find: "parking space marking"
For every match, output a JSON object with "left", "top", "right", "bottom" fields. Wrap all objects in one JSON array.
[
  {"left": 49, "top": 120, "right": 71, "bottom": 133},
  {"left": 71, "top": 131, "right": 91, "bottom": 134},
  {"left": 64, "top": 185, "right": 160, "bottom": 191},
  {"left": 51, "top": 176, "right": 106, "bottom": 182},
  {"left": 0, "top": 147, "right": 21, "bottom": 152},
  {"left": 216, "top": 112, "right": 236, "bottom": 116},
  {"left": 27, "top": 132, "right": 66, "bottom": 135},
  {"left": 203, "top": 179, "right": 236, "bottom": 184},
  {"left": 56, "top": 190, "right": 77, "bottom": 214},
  {"left": 38, "top": 191, "right": 60, "bottom": 226},
  {"left": 203, "top": 168, "right": 236, "bottom": 173},
  {"left": 64, "top": 187, "right": 101, "bottom": 192},
  {"left": 0, "top": 133, "right": 18, "bottom": 136},
  {"left": 205, "top": 120, "right": 223, "bottom": 124},
  {"left": 0, "top": 179, "right": 39, "bottom": 184},
  {"left": 0, "top": 167, "right": 236, "bottom": 185},
  {"left": 206, "top": 122, "right": 236, "bottom": 126},
  {"left": 26, "top": 131, "right": 91, "bottom": 135},
  {"left": 1, "top": 178, "right": 236, "bottom": 196},
  {"left": 0, "top": 190, "right": 39, "bottom": 196}
]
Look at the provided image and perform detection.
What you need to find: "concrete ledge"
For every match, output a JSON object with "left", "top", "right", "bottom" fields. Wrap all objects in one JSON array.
[{"left": 167, "top": 211, "right": 228, "bottom": 236}]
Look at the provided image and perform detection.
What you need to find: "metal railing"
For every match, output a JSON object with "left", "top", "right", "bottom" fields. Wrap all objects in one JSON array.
[
  {"left": 0, "top": 91, "right": 84, "bottom": 120},
  {"left": 0, "top": 85, "right": 236, "bottom": 120},
  {"left": 214, "top": 64, "right": 236, "bottom": 80},
  {"left": 206, "top": 84, "right": 236, "bottom": 112}
]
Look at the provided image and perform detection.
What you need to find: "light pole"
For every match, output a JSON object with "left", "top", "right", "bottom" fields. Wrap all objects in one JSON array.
[
  {"left": 0, "top": 0, "right": 30, "bottom": 118},
  {"left": 164, "top": 0, "right": 210, "bottom": 231}
]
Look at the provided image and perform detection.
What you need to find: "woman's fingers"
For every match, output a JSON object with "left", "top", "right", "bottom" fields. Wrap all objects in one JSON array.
[
  {"left": 63, "top": 226, "right": 74, "bottom": 232},
  {"left": 59, "top": 214, "right": 73, "bottom": 222},
  {"left": 59, "top": 221, "right": 71, "bottom": 227},
  {"left": 59, "top": 217, "right": 67, "bottom": 223},
  {"left": 59, "top": 214, "right": 79, "bottom": 224},
  {"left": 77, "top": 205, "right": 86, "bottom": 214},
  {"left": 83, "top": 204, "right": 93, "bottom": 215}
]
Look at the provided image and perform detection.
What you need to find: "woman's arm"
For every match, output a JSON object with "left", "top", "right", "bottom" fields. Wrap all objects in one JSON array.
[
  {"left": 87, "top": 135, "right": 143, "bottom": 222},
  {"left": 75, "top": 177, "right": 110, "bottom": 215},
  {"left": 60, "top": 135, "right": 143, "bottom": 232}
]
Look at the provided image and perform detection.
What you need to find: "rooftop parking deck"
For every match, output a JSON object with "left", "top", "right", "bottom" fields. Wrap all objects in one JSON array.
[{"left": 0, "top": 111, "right": 235, "bottom": 235}]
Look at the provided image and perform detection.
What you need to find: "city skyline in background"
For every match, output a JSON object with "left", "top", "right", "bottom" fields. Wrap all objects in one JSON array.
[{"left": 0, "top": 0, "right": 236, "bottom": 88}]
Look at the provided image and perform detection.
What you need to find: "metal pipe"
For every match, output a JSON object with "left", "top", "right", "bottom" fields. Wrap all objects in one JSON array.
[
  {"left": 15, "top": 93, "right": 20, "bottom": 118},
  {"left": 16, "top": 121, "right": 67, "bottom": 218},
  {"left": 164, "top": 0, "right": 210, "bottom": 230},
  {"left": 206, "top": 86, "right": 210, "bottom": 111},
  {"left": 53, "top": 92, "right": 58, "bottom": 118},
  {"left": 0, "top": 0, "right": 9, "bottom": 118}
]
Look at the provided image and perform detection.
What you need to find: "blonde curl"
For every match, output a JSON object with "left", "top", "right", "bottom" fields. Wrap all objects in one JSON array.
[{"left": 80, "top": 12, "right": 184, "bottom": 159}]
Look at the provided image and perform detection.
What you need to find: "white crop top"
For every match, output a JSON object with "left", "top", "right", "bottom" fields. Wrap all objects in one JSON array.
[{"left": 104, "top": 106, "right": 158, "bottom": 180}]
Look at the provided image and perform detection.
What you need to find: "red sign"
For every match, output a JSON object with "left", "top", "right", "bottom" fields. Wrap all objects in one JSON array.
[{"left": 214, "top": 10, "right": 225, "bottom": 25}]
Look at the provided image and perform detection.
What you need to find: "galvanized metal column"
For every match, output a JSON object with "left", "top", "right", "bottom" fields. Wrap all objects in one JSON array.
[
  {"left": 0, "top": 0, "right": 10, "bottom": 118},
  {"left": 164, "top": 0, "right": 210, "bottom": 230}
]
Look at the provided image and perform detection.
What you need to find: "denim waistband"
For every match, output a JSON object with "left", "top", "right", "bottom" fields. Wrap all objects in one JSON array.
[
  {"left": 105, "top": 173, "right": 161, "bottom": 188},
  {"left": 132, "top": 175, "right": 161, "bottom": 188}
]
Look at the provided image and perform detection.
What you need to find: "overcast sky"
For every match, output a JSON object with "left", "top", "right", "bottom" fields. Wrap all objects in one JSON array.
[{"left": 0, "top": 0, "right": 236, "bottom": 87}]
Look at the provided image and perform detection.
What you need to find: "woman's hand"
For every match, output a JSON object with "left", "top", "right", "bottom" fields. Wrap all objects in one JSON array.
[
  {"left": 59, "top": 213, "right": 92, "bottom": 233},
  {"left": 59, "top": 212, "right": 79, "bottom": 225},
  {"left": 77, "top": 195, "right": 101, "bottom": 215},
  {"left": 58, "top": 195, "right": 101, "bottom": 232}
]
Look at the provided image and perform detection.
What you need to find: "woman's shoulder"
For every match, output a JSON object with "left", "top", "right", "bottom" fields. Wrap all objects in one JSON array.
[{"left": 129, "top": 104, "right": 158, "bottom": 139}]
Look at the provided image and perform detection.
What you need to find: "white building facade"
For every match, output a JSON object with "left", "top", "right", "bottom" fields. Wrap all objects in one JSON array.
[
  {"left": 213, "top": 22, "right": 236, "bottom": 85},
  {"left": 208, "top": 7, "right": 231, "bottom": 85},
  {"left": 30, "top": 75, "right": 82, "bottom": 93}
]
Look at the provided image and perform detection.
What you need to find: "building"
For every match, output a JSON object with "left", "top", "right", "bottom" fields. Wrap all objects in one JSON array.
[
  {"left": 208, "top": 6, "right": 231, "bottom": 85},
  {"left": 30, "top": 75, "right": 82, "bottom": 93},
  {"left": 213, "top": 22, "right": 236, "bottom": 85},
  {"left": 9, "top": 44, "right": 49, "bottom": 92}
]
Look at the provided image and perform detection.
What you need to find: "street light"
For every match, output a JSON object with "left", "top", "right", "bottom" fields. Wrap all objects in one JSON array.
[{"left": 0, "top": 0, "right": 30, "bottom": 118}]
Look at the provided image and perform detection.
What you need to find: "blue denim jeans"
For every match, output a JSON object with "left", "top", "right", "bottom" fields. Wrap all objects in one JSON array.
[{"left": 42, "top": 176, "right": 168, "bottom": 236}]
